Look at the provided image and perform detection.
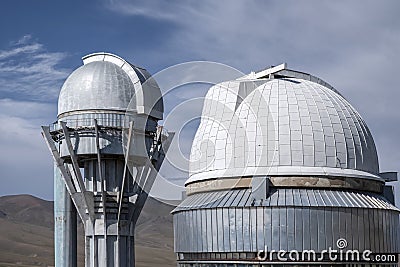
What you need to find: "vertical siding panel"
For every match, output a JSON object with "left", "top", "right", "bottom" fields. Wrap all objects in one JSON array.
[{"left": 257, "top": 207, "right": 264, "bottom": 251}]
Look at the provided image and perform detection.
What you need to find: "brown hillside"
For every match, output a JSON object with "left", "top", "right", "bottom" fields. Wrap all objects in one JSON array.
[{"left": 0, "top": 195, "right": 177, "bottom": 267}]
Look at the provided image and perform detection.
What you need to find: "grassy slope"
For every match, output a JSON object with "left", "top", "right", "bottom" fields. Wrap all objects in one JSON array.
[{"left": 0, "top": 195, "right": 176, "bottom": 267}]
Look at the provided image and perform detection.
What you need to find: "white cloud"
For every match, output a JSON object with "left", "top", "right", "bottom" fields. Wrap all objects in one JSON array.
[
  {"left": 0, "top": 35, "right": 69, "bottom": 101},
  {"left": 105, "top": 0, "right": 196, "bottom": 21},
  {"left": 0, "top": 99, "right": 56, "bottom": 199},
  {"left": 14, "top": 34, "right": 33, "bottom": 45},
  {"left": 107, "top": 0, "right": 400, "bottom": 199},
  {"left": 0, "top": 43, "right": 43, "bottom": 60}
]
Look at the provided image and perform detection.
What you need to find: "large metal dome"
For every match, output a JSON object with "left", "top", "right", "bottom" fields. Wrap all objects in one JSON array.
[
  {"left": 188, "top": 69, "right": 381, "bottom": 184},
  {"left": 175, "top": 65, "right": 398, "bottom": 267},
  {"left": 58, "top": 61, "right": 135, "bottom": 116},
  {"left": 58, "top": 52, "right": 163, "bottom": 119}
]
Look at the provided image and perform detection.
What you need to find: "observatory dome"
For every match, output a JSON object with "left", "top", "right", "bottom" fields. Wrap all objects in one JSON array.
[
  {"left": 187, "top": 76, "right": 380, "bottom": 184},
  {"left": 58, "top": 61, "right": 137, "bottom": 116},
  {"left": 57, "top": 52, "right": 163, "bottom": 120}
]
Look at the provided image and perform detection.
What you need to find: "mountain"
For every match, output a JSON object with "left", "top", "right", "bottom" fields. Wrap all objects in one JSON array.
[
  {"left": 0, "top": 195, "right": 54, "bottom": 228},
  {"left": 0, "top": 195, "right": 176, "bottom": 267},
  {"left": 134, "top": 197, "right": 176, "bottom": 267}
]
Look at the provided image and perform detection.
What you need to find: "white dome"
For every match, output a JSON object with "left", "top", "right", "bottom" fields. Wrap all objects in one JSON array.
[
  {"left": 58, "top": 52, "right": 163, "bottom": 119},
  {"left": 58, "top": 61, "right": 135, "bottom": 116},
  {"left": 187, "top": 76, "right": 380, "bottom": 184}
]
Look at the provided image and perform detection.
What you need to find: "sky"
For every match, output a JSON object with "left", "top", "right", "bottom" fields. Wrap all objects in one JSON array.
[{"left": 0, "top": 0, "right": 399, "bottom": 201}]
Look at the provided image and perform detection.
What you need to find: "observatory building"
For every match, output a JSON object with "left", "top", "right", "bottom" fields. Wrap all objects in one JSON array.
[
  {"left": 42, "top": 52, "right": 173, "bottom": 267},
  {"left": 173, "top": 64, "right": 400, "bottom": 266}
]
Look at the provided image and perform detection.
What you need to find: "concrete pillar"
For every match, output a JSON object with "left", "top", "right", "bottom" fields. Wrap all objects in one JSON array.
[{"left": 54, "top": 164, "right": 77, "bottom": 267}]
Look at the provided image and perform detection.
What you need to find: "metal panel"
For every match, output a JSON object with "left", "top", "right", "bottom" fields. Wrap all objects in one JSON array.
[
  {"left": 210, "top": 191, "right": 227, "bottom": 208},
  {"left": 173, "top": 216, "right": 177, "bottom": 251},
  {"left": 325, "top": 208, "right": 333, "bottom": 250},
  {"left": 335, "top": 190, "right": 348, "bottom": 207},
  {"left": 189, "top": 210, "right": 195, "bottom": 252},
  {"left": 341, "top": 191, "right": 355, "bottom": 207},
  {"left": 217, "top": 208, "right": 224, "bottom": 253},
  {"left": 222, "top": 208, "right": 230, "bottom": 251},
  {"left": 244, "top": 189, "right": 255, "bottom": 206},
  {"left": 277, "top": 208, "right": 286, "bottom": 251},
  {"left": 229, "top": 208, "right": 237, "bottom": 252},
  {"left": 302, "top": 207, "right": 311, "bottom": 250},
  {"left": 189, "top": 193, "right": 205, "bottom": 209},
  {"left": 201, "top": 209, "right": 207, "bottom": 252},
  {"left": 211, "top": 208, "right": 218, "bottom": 252},
  {"left": 317, "top": 208, "right": 326, "bottom": 251},
  {"left": 256, "top": 207, "right": 264, "bottom": 251},
  {"left": 378, "top": 208, "right": 384, "bottom": 252},
  {"left": 277, "top": 189, "right": 285, "bottom": 206},
  {"left": 221, "top": 190, "right": 236, "bottom": 207},
  {"left": 371, "top": 208, "right": 378, "bottom": 252},
  {"left": 206, "top": 209, "right": 213, "bottom": 252},
  {"left": 196, "top": 209, "right": 203, "bottom": 252},
  {"left": 320, "top": 189, "right": 332, "bottom": 206},
  {"left": 286, "top": 207, "right": 295, "bottom": 251},
  {"left": 326, "top": 190, "right": 340, "bottom": 206},
  {"left": 347, "top": 208, "right": 362, "bottom": 249},
  {"left": 355, "top": 208, "right": 364, "bottom": 251},
  {"left": 309, "top": 208, "right": 318, "bottom": 250},
  {"left": 271, "top": 208, "right": 280, "bottom": 250},
  {"left": 359, "top": 193, "right": 375, "bottom": 209},
  {"left": 392, "top": 212, "right": 400, "bottom": 253},
  {"left": 294, "top": 207, "right": 303, "bottom": 251},
  {"left": 180, "top": 213, "right": 185, "bottom": 252},
  {"left": 236, "top": 208, "right": 244, "bottom": 252},
  {"left": 351, "top": 191, "right": 365, "bottom": 207},
  {"left": 250, "top": 207, "right": 258, "bottom": 251},
  {"left": 362, "top": 208, "right": 370, "bottom": 251},
  {"left": 375, "top": 208, "right": 381, "bottom": 252},
  {"left": 293, "top": 188, "right": 302, "bottom": 206},
  {"left": 185, "top": 211, "right": 193, "bottom": 252},
  {"left": 176, "top": 214, "right": 182, "bottom": 251},
  {"left": 384, "top": 210, "right": 389, "bottom": 252},
  {"left": 269, "top": 189, "right": 279, "bottom": 206},
  {"left": 242, "top": 208, "right": 251, "bottom": 252},
  {"left": 314, "top": 190, "right": 325, "bottom": 206},
  {"left": 204, "top": 191, "right": 220, "bottom": 208},
  {"left": 307, "top": 190, "right": 317, "bottom": 206},
  {"left": 226, "top": 190, "right": 242, "bottom": 207},
  {"left": 391, "top": 210, "right": 396, "bottom": 253},
  {"left": 238, "top": 189, "right": 251, "bottom": 207},
  {"left": 232, "top": 189, "right": 246, "bottom": 207},
  {"left": 184, "top": 213, "right": 188, "bottom": 252},
  {"left": 178, "top": 194, "right": 196, "bottom": 210},
  {"left": 300, "top": 189, "right": 310, "bottom": 207},
  {"left": 339, "top": 209, "right": 352, "bottom": 248},
  {"left": 198, "top": 191, "right": 214, "bottom": 209},
  {"left": 263, "top": 207, "right": 272, "bottom": 252}
]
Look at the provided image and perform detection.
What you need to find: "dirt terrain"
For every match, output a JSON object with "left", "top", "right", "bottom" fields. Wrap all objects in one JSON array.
[{"left": 0, "top": 194, "right": 176, "bottom": 267}]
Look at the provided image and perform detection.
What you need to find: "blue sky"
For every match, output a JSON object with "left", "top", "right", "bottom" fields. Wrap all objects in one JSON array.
[{"left": 0, "top": 0, "right": 399, "bottom": 200}]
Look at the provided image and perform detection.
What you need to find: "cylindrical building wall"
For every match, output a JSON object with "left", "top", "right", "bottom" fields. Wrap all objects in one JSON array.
[
  {"left": 54, "top": 164, "right": 77, "bottom": 267},
  {"left": 174, "top": 189, "right": 399, "bottom": 258}
]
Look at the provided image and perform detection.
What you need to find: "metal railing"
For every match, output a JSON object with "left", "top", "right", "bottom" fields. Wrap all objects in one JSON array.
[{"left": 49, "top": 117, "right": 128, "bottom": 132}]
